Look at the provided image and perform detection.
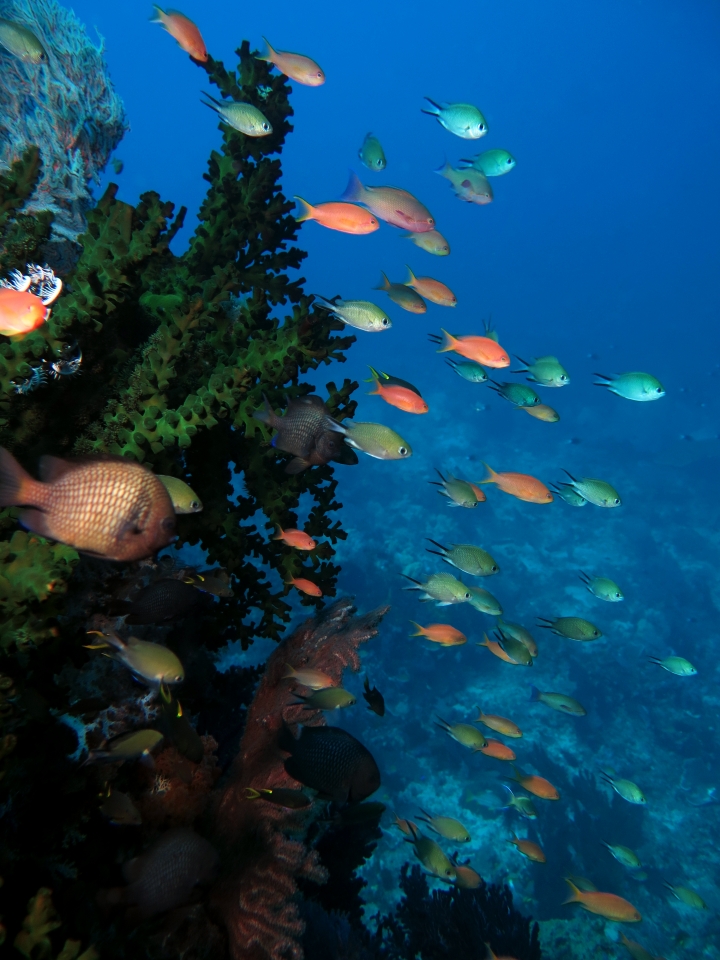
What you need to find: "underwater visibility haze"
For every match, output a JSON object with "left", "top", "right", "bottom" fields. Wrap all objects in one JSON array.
[{"left": 0, "top": 0, "right": 719, "bottom": 958}]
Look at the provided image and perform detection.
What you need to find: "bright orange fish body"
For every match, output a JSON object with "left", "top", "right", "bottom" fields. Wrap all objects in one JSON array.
[
  {"left": 405, "top": 268, "right": 457, "bottom": 306},
  {"left": 150, "top": 6, "right": 207, "bottom": 61},
  {"left": 0, "top": 450, "right": 176, "bottom": 561},
  {"left": 274, "top": 527, "right": 317, "bottom": 550},
  {"left": 480, "top": 739, "right": 516, "bottom": 761},
  {"left": 509, "top": 834, "right": 546, "bottom": 862},
  {"left": 477, "top": 634, "right": 518, "bottom": 663},
  {"left": 410, "top": 622, "right": 467, "bottom": 646},
  {"left": 432, "top": 329, "right": 510, "bottom": 367},
  {"left": 481, "top": 463, "right": 553, "bottom": 503},
  {"left": 476, "top": 711, "right": 522, "bottom": 738},
  {"left": 288, "top": 577, "right": 322, "bottom": 597},
  {"left": 294, "top": 198, "right": 379, "bottom": 234},
  {"left": 510, "top": 765, "right": 560, "bottom": 800},
  {"left": 258, "top": 37, "right": 325, "bottom": 86},
  {"left": 564, "top": 879, "right": 641, "bottom": 922},
  {"left": 0, "top": 287, "right": 49, "bottom": 336},
  {"left": 368, "top": 369, "right": 428, "bottom": 414}
]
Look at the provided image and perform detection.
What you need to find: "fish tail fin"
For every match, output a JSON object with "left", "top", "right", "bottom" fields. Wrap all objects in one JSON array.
[
  {"left": 477, "top": 633, "right": 490, "bottom": 648},
  {"left": 433, "top": 158, "right": 453, "bottom": 178},
  {"left": 339, "top": 169, "right": 365, "bottom": 203},
  {"left": 0, "top": 448, "right": 39, "bottom": 507},
  {"left": 149, "top": 5, "right": 166, "bottom": 24},
  {"left": 435, "top": 328, "right": 457, "bottom": 353},
  {"left": 562, "top": 468, "right": 577, "bottom": 482},
  {"left": 244, "top": 787, "right": 261, "bottom": 799},
  {"left": 374, "top": 272, "right": 391, "bottom": 291},
  {"left": 479, "top": 461, "right": 497, "bottom": 484},
  {"left": 562, "top": 878, "right": 581, "bottom": 904},
  {"left": 408, "top": 621, "right": 425, "bottom": 637},
  {"left": 257, "top": 36, "right": 275, "bottom": 62},
  {"left": 366, "top": 366, "right": 382, "bottom": 393},
  {"left": 405, "top": 265, "right": 417, "bottom": 286},
  {"left": 252, "top": 394, "right": 280, "bottom": 428},
  {"left": 293, "top": 196, "right": 315, "bottom": 222},
  {"left": 529, "top": 684, "right": 541, "bottom": 701},
  {"left": 272, "top": 525, "right": 284, "bottom": 541},
  {"left": 422, "top": 96, "right": 441, "bottom": 115},
  {"left": 508, "top": 764, "right": 520, "bottom": 783},
  {"left": 282, "top": 663, "right": 298, "bottom": 680}
]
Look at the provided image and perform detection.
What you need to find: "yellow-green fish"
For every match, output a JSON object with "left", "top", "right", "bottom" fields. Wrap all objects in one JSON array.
[
  {"left": 664, "top": 883, "right": 706, "bottom": 909},
  {"left": 359, "top": 132, "right": 386, "bottom": 171},
  {"left": 418, "top": 810, "right": 471, "bottom": 842},
  {"left": 314, "top": 295, "right": 392, "bottom": 332},
  {"left": 422, "top": 98, "right": 488, "bottom": 138},
  {"left": 579, "top": 573, "right": 624, "bottom": 602},
  {"left": 530, "top": 686, "right": 586, "bottom": 716},
  {"left": 460, "top": 148, "right": 516, "bottom": 176},
  {"left": 468, "top": 587, "right": 503, "bottom": 616},
  {"left": 537, "top": 616, "right": 602, "bottom": 641},
  {"left": 648, "top": 655, "right": 696, "bottom": 676},
  {"left": 86, "top": 728, "right": 164, "bottom": 764},
  {"left": 594, "top": 372, "right": 665, "bottom": 402},
  {"left": 375, "top": 272, "right": 427, "bottom": 313},
  {"left": 563, "top": 472, "right": 621, "bottom": 508},
  {"left": 338, "top": 421, "right": 412, "bottom": 460},
  {"left": 514, "top": 355, "right": 570, "bottom": 387},
  {"left": 0, "top": 18, "right": 47, "bottom": 62},
  {"left": 201, "top": 92, "right": 272, "bottom": 136},
  {"left": 403, "top": 572, "right": 471, "bottom": 605},
  {"left": 446, "top": 358, "right": 488, "bottom": 382},
  {"left": 404, "top": 229, "right": 450, "bottom": 256},
  {"left": 489, "top": 380, "right": 541, "bottom": 407},
  {"left": 426, "top": 540, "right": 499, "bottom": 576},
  {"left": 602, "top": 772, "right": 646, "bottom": 805},
  {"left": 497, "top": 620, "right": 537, "bottom": 656},
  {"left": 435, "top": 160, "right": 493, "bottom": 204},
  {"left": 603, "top": 842, "right": 641, "bottom": 869},
  {"left": 408, "top": 825, "right": 457, "bottom": 880},
  {"left": 435, "top": 716, "right": 487, "bottom": 750},
  {"left": 85, "top": 630, "right": 184, "bottom": 686},
  {"left": 494, "top": 629, "right": 532, "bottom": 665},
  {"left": 99, "top": 788, "right": 142, "bottom": 826},
  {"left": 430, "top": 470, "right": 484, "bottom": 508},
  {"left": 293, "top": 687, "right": 357, "bottom": 710},
  {"left": 157, "top": 475, "right": 203, "bottom": 514},
  {"left": 502, "top": 785, "right": 538, "bottom": 819}
]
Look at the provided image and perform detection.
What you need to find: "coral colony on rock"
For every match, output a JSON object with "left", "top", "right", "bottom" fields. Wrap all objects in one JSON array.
[{"left": 0, "top": 2, "right": 718, "bottom": 960}]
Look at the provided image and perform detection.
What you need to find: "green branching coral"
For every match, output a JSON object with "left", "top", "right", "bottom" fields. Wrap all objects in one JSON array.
[{"left": 0, "top": 41, "right": 358, "bottom": 650}]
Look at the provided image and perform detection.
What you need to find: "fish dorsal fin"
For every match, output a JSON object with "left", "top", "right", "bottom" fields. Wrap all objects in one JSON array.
[{"left": 38, "top": 455, "right": 74, "bottom": 483}]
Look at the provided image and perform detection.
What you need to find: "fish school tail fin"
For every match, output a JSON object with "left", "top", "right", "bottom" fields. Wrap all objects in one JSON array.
[
  {"left": 252, "top": 393, "right": 281, "bottom": 429},
  {"left": 479, "top": 461, "right": 498, "bottom": 484},
  {"left": 433, "top": 158, "right": 453, "bottom": 179},
  {"left": 293, "top": 196, "right": 315, "bottom": 222},
  {"left": 149, "top": 5, "right": 167, "bottom": 24},
  {"left": 340, "top": 169, "right": 365, "bottom": 204},
  {"left": 408, "top": 621, "right": 425, "bottom": 637},
  {"left": 257, "top": 36, "right": 275, "bottom": 62},
  {"left": 476, "top": 633, "right": 490, "bottom": 649},
  {"left": 0, "top": 448, "right": 38, "bottom": 507},
  {"left": 422, "top": 96, "right": 441, "bottom": 116},
  {"left": 529, "top": 684, "right": 541, "bottom": 702},
  {"left": 404, "top": 265, "right": 417, "bottom": 287},
  {"left": 562, "top": 878, "right": 582, "bottom": 904},
  {"left": 366, "top": 366, "right": 382, "bottom": 393},
  {"left": 374, "top": 272, "right": 391, "bottom": 292},
  {"left": 512, "top": 355, "right": 530, "bottom": 374},
  {"left": 433, "top": 328, "right": 457, "bottom": 354}
]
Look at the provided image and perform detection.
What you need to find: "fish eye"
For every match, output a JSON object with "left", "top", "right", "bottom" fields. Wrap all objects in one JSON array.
[
  {"left": 399, "top": 446, "right": 408, "bottom": 455},
  {"left": 382, "top": 318, "right": 389, "bottom": 325},
  {"left": 614, "top": 498, "right": 620, "bottom": 504},
  {"left": 262, "top": 123, "right": 270, "bottom": 131}
]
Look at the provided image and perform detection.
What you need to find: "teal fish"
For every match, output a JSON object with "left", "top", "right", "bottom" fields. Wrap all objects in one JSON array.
[
  {"left": 403, "top": 572, "right": 471, "bottom": 605},
  {"left": 358, "top": 132, "right": 386, "bottom": 171},
  {"left": 446, "top": 358, "right": 488, "bottom": 382},
  {"left": 594, "top": 371, "right": 665, "bottom": 402},
  {"left": 498, "top": 620, "right": 537, "bottom": 656},
  {"left": 601, "top": 772, "right": 646, "bottom": 804},
  {"left": 314, "top": 295, "right": 391, "bottom": 332},
  {"left": 337, "top": 421, "right": 412, "bottom": 460},
  {"left": 489, "top": 380, "right": 541, "bottom": 407},
  {"left": 422, "top": 98, "right": 487, "bottom": 139},
  {"left": 550, "top": 482, "right": 588, "bottom": 506},
  {"left": 468, "top": 587, "right": 503, "bottom": 616},
  {"left": 426, "top": 540, "right": 499, "bottom": 576},
  {"left": 201, "top": 92, "right": 272, "bottom": 136},
  {"left": 603, "top": 842, "right": 641, "bottom": 869},
  {"left": 514, "top": 355, "right": 570, "bottom": 387},
  {"left": 375, "top": 272, "right": 427, "bottom": 313},
  {"left": 494, "top": 628, "right": 531, "bottom": 663},
  {"left": 579, "top": 573, "right": 624, "bottom": 602},
  {"left": 648, "top": 656, "right": 696, "bottom": 676},
  {"left": 404, "top": 229, "right": 450, "bottom": 256},
  {"left": 483, "top": 318, "right": 499, "bottom": 342},
  {"left": 563, "top": 472, "right": 621, "bottom": 508},
  {"left": 460, "top": 148, "right": 516, "bottom": 176},
  {"left": 530, "top": 686, "right": 586, "bottom": 716}
]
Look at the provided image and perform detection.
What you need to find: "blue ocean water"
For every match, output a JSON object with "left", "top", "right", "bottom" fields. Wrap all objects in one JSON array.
[{"left": 6, "top": 0, "right": 720, "bottom": 954}]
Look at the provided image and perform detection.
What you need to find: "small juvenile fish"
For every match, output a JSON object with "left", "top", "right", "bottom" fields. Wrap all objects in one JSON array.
[
  {"left": 100, "top": 788, "right": 142, "bottom": 826},
  {"left": 314, "top": 295, "right": 390, "bottom": 331},
  {"left": 468, "top": 587, "right": 503, "bottom": 616},
  {"left": 489, "top": 381, "right": 541, "bottom": 408},
  {"left": 418, "top": 810, "right": 471, "bottom": 842},
  {"left": 409, "top": 621, "right": 467, "bottom": 646},
  {"left": 435, "top": 161, "right": 493, "bottom": 204},
  {"left": 86, "top": 630, "right": 184, "bottom": 686},
  {"left": 502, "top": 786, "right": 537, "bottom": 819},
  {"left": 494, "top": 630, "right": 532, "bottom": 665},
  {"left": 509, "top": 834, "right": 545, "bottom": 863},
  {"left": 508, "top": 765, "right": 560, "bottom": 800},
  {"left": 446, "top": 358, "right": 488, "bottom": 382},
  {"left": 404, "top": 572, "right": 471, "bottom": 605},
  {"left": 664, "top": 882, "right": 706, "bottom": 909},
  {"left": 519, "top": 404, "right": 560, "bottom": 422},
  {"left": 257, "top": 37, "right": 324, "bottom": 86},
  {"left": 363, "top": 677, "right": 385, "bottom": 716},
  {"left": 274, "top": 527, "right": 317, "bottom": 550},
  {"left": 245, "top": 787, "right": 313, "bottom": 809},
  {"left": 430, "top": 330, "right": 510, "bottom": 367},
  {"left": 461, "top": 148, "right": 516, "bottom": 176},
  {"left": 602, "top": 772, "right": 646, "bottom": 804},
  {"left": 376, "top": 272, "right": 427, "bottom": 313},
  {"left": 497, "top": 620, "right": 537, "bottom": 657},
  {"left": 479, "top": 739, "right": 516, "bottom": 761},
  {"left": 481, "top": 463, "right": 553, "bottom": 504},
  {"left": 408, "top": 825, "right": 457, "bottom": 880},
  {"left": 157, "top": 475, "right": 202, "bottom": 514},
  {"left": 0, "top": 18, "right": 47, "bottom": 62},
  {"left": 648, "top": 655, "right": 696, "bottom": 676},
  {"left": 294, "top": 198, "right": 379, "bottom": 234},
  {"left": 338, "top": 421, "right": 412, "bottom": 460},
  {"left": 594, "top": 371, "right": 665, "bottom": 402},
  {"left": 580, "top": 573, "right": 623, "bottom": 601},
  {"left": 287, "top": 576, "right": 322, "bottom": 597},
  {"left": 283, "top": 664, "right": 334, "bottom": 689},
  {"left": 514, "top": 355, "right": 570, "bottom": 387},
  {"left": 435, "top": 717, "right": 487, "bottom": 751},
  {"left": 367, "top": 368, "right": 428, "bottom": 413},
  {"left": 550, "top": 482, "right": 587, "bottom": 506},
  {"left": 426, "top": 540, "right": 498, "bottom": 576},
  {"left": 87, "top": 729, "right": 164, "bottom": 764},
  {"left": 530, "top": 686, "right": 586, "bottom": 716},
  {"left": 422, "top": 98, "right": 488, "bottom": 138},
  {"left": 341, "top": 171, "right": 436, "bottom": 232},
  {"left": 537, "top": 616, "right": 601, "bottom": 641},
  {"left": 563, "top": 471, "right": 621, "bottom": 508},
  {"left": 603, "top": 842, "right": 641, "bottom": 869},
  {"left": 430, "top": 471, "right": 485, "bottom": 508},
  {"left": 293, "top": 687, "right": 357, "bottom": 710},
  {"left": 476, "top": 711, "right": 522, "bottom": 738},
  {"left": 151, "top": 6, "right": 207, "bottom": 60},
  {"left": 202, "top": 93, "right": 272, "bottom": 136},
  {"left": 563, "top": 879, "right": 641, "bottom": 922},
  {"left": 405, "top": 267, "right": 457, "bottom": 306},
  {"left": 404, "top": 229, "right": 450, "bottom": 256},
  {"left": 359, "top": 132, "right": 386, "bottom": 171},
  {"left": 477, "top": 634, "right": 519, "bottom": 664}
]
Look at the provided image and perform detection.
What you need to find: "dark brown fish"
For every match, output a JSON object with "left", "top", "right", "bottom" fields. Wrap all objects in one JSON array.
[
  {"left": 184, "top": 567, "right": 234, "bottom": 597},
  {"left": 279, "top": 722, "right": 380, "bottom": 803},
  {"left": 363, "top": 676, "right": 385, "bottom": 716},
  {"left": 125, "top": 579, "right": 200, "bottom": 624},
  {"left": 0, "top": 450, "right": 176, "bottom": 562},
  {"left": 159, "top": 683, "right": 204, "bottom": 763},
  {"left": 253, "top": 394, "right": 358, "bottom": 474}
]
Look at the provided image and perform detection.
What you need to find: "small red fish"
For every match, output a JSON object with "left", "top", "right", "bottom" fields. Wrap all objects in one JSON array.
[
  {"left": 274, "top": 526, "right": 317, "bottom": 550},
  {"left": 367, "top": 368, "right": 428, "bottom": 414},
  {"left": 150, "top": 6, "right": 207, "bottom": 61},
  {"left": 294, "top": 198, "right": 379, "bottom": 234},
  {"left": 287, "top": 576, "right": 322, "bottom": 597},
  {"left": 479, "top": 739, "right": 516, "bottom": 761},
  {"left": 431, "top": 329, "right": 510, "bottom": 367}
]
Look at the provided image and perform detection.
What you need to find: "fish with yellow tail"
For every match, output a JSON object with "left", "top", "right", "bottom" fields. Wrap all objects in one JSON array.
[
  {"left": 429, "top": 329, "right": 509, "bottom": 367},
  {"left": 150, "top": 6, "right": 207, "bottom": 61},
  {"left": 257, "top": 37, "right": 324, "bottom": 85},
  {"left": 563, "top": 878, "right": 641, "bottom": 922},
  {"left": 481, "top": 463, "right": 553, "bottom": 504},
  {"left": 85, "top": 630, "right": 184, "bottom": 687}
]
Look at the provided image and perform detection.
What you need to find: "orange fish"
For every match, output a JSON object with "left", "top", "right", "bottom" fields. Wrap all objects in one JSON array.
[
  {"left": 431, "top": 329, "right": 510, "bottom": 368},
  {"left": 509, "top": 834, "right": 546, "bottom": 863},
  {"left": 150, "top": 6, "right": 207, "bottom": 61},
  {"left": 0, "top": 450, "right": 176, "bottom": 562},
  {"left": 619, "top": 933, "right": 662, "bottom": 960},
  {"left": 287, "top": 577, "right": 322, "bottom": 597},
  {"left": 410, "top": 622, "right": 467, "bottom": 646},
  {"left": 405, "top": 267, "right": 457, "bottom": 307},
  {"left": 476, "top": 711, "right": 522, "bottom": 738},
  {"left": 391, "top": 814, "right": 419, "bottom": 837},
  {"left": 519, "top": 404, "right": 560, "bottom": 422},
  {"left": 479, "top": 739, "right": 516, "bottom": 761},
  {"left": 563, "top": 879, "right": 641, "bottom": 922},
  {"left": 257, "top": 37, "right": 325, "bottom": 86},
  {"left": 367, "top": 369, "right": 428, "bottom": 414},
  {"left": 282, "top": 664, "right": 333, "bottom": 689},
  {"left": 454, "top": 862, "right": 482, "bottom": 888},
  {"left": 477, "top": 634, "right": 520, "bottom": 664},
  {"left": 480, "top": 463, "right": 553, "bottom": 504},
  {"left": 294, "top": 198, "right": 379, "bottom": 234},
  {"left": 0, "top": 287, "right": 50, "bottom": 337},
  {"left": 508, "top": 765, "right": 560, "bottom": 800},
  {"left": 467, "top": 482, "right": 487, "bottom": 503},
  {"left": 274, "top": 526, "right": 317, "bottom": 550}
]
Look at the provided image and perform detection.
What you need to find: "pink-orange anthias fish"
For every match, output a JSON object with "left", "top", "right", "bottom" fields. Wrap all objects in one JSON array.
[
  {"left": 479, "top": 739, "right": 517, "bottom": 761},
  {"left": 0, "top": 287, "right": 50, "bottom": 337},
  {"left": 508, "top": 834, "right": 546, "bottom": 862},
  {"left": 341, "top": 171, "right": 435, "bottom": 232},
  {"left": 564, "top": 879, "right": 642, "bottom": 922},
  {"left": 274, "top": 526, "right": 317, "bottom": 550},
  {"left": 287, "top": 576, "right": 323, "bottom": 597},
  {"left": 0, "top": 449, "right": 176, "bottom": 562},
  {"left": 258, "top": 37, "right": 325, "bottom": 86},
  {"left": 405, "top": 267, "right": 457, "bottom": 306},
  {"left": 509, "top": 765, "right": 560, "bottom": 800},
  {"left": 294, "top": 197, "right": 379, "bottom": 234},
  {"left": 150, "top": 6, "right": 207, "bottom": 61},
  {"left": 431, "top": 329, "right": 510, "bottom": 367},
  {"left": 480, "top": 463, "right": 553, "bottom": 504}
]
